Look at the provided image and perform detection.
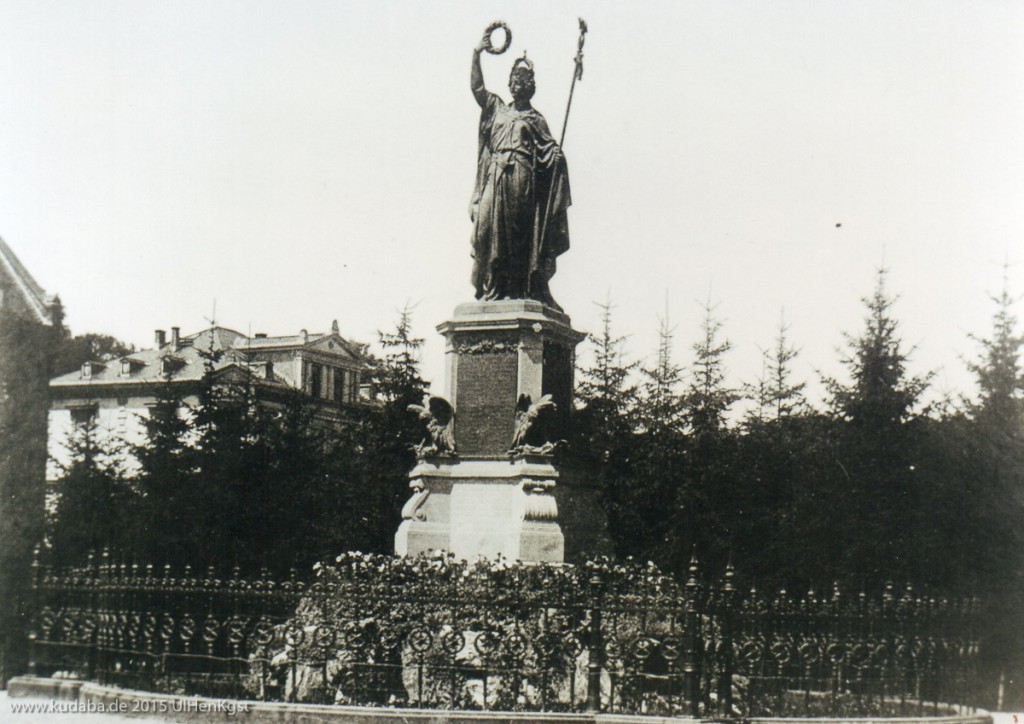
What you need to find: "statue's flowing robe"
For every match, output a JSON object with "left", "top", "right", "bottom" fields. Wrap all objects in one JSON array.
[{"left": 470, "top": 91, "right": 571, "bottom": 304}]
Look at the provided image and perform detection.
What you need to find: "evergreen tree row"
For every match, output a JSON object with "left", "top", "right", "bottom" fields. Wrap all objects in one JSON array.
[
  {"left": 572, "top": 270, "right": 1024, "bottom": 598},
  {"left": 47, "top": 311, "right": 428, "bottom": 575}
]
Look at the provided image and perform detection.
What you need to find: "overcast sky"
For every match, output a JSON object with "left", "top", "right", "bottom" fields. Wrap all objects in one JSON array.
[{"left": 2, "top": 1, "right": 1022, "bottom": 409}]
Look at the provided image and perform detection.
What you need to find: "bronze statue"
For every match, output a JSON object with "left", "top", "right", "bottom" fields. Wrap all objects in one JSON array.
[
  {"left": 470, "top": 23, "right": 572, "bottom": 310},
  {"left": 511, "top": 393, "right": 556, "bottom": 450},
  {"left": 408, "top": 396, "right": 456, "bottom": 457}
]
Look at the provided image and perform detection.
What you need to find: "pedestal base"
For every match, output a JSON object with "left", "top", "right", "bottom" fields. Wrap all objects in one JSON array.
[{"left": 395, "top": 455, "right": 565, "bottom": 563}]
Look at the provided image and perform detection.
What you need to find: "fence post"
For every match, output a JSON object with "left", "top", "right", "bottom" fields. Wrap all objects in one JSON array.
[
  {"left": 26, "top": 544, "right": 42, "bottom": 676},
  {"left": 586, "top": 571, "right": 603, "bottom": 713},
  {"left": 720, "top": 560, "right": 736, "bottom": 718},
  {"left": 684, "top": 550, "right": 701, "bottom": 718}
]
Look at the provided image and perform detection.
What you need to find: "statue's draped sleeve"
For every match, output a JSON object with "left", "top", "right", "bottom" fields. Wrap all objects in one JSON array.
[
  {"left": 527, "top": 112, "right": 571, "bottom": 263},
  {"left": 471, "top": 93, "right": 499, "bottom": 221},
  {"left": 470, "top": 57, "right": 499, "bottom": 221}
]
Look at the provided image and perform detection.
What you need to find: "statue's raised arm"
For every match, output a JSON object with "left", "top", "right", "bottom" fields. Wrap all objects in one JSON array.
[
  {"left": 471, "top": 22, "right": 510, "bottom": 108},
  {"left": 471, "top": 35, "right": 489, "bottom": 108}
]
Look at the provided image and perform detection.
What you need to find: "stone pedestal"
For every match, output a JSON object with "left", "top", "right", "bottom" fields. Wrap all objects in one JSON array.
[
  {"left": 395, "top": 300, "right": 585, "bottom": 563},
  {"left": 394, "top": 455, "right": 564, "bottom": 562}
]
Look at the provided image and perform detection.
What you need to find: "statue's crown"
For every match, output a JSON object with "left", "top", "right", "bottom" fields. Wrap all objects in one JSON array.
[{"left": 511, "top": 52, "right": 534, "bottom": 75}]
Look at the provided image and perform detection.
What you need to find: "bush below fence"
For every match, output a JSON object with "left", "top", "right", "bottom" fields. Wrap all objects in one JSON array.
[{"left": 27, "top": 547, "right": 985, "bottom": 718}]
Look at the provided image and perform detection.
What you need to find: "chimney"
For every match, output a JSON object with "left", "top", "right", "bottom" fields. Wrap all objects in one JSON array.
[
  {"left": 155, "top": 329, "right": 166, "bottom": 348},
  {"left": 170, "top": 327, "right": 180, "bottom": 351}
]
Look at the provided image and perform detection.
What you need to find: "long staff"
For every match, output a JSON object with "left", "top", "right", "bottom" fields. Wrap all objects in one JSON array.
[
  {"left": 537, "top": 19, "right": 588, "bottom": 281},
  {"left": 559, "top": 18, "right": 588, "bottom": 146}
]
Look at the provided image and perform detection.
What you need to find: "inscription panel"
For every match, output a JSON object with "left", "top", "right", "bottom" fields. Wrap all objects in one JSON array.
[{"left": 455, "top": 350, "right": 517, "bottom": 454}]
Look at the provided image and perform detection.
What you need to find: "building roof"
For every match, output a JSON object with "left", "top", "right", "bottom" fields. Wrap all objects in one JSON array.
[
  {"left": 50, "top": 324, "right": 366, "bottom": 391},
  {"left": 0, "top": 235, "right": 61, "bottom": 325}
]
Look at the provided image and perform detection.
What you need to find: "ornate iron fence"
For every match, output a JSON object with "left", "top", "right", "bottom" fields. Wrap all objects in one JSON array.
[{"left": 27, "top": 547, "right": 984, "bottom": 717}]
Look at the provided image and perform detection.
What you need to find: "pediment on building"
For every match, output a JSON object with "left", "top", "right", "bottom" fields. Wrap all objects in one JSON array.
[{"left": 305, "top": 334, "right": 364, "bottom": 362}]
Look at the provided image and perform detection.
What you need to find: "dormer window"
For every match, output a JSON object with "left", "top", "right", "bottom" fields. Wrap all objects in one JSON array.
[
  {"left": 80, "top": 361, "right": 105, "bottom": 379},
  {"left": 120, "top": 358, "right": 144, "bottom": 377},
  {"left": 160, "top": 356, "right": 185, "bottom": 376}
]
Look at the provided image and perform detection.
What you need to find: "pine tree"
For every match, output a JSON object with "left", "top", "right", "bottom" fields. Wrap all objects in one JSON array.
[
  {"left": 575, "top": 299, "right": 638, "bottom": 460},
  {"left": 132, "top": 374, "right": 195, "bottom": 564},
  {"left": 735, "top": 313, "right": 811, "bottom": 583},
  {"left": 967, "top": 269, "right": 1024, "bottom": 432},
  {"left": 619, "top": 311, "right": 689, "bottom": 564},
  {"left": 677, "top": 298, "right": 739, "bottom": 570},
  {"left": 349, "top": 306, "right": 429, "bottom": 553},
  {"left": 825, "top": 269, "right": 931, "bottom": 431},
  {"left": 685, "top": 298, "right": 737, "bottom": 437},
  {"left": 50, "top": 417, "right": 136, "bottom": 563},
  {"left": 958, "top": 270, "right": 1024, "bottom": 663},
  {"left": 637, "top": 312, "right": 686, "bottom": 436},
  {"left": 823, "top": 268, "right": 932, "bottom": 581},
  {"left": 572, "top": 300, "right": 639, "bottom": 558},
  {"left": 765, "top": 313, "right": 807, "bottom": 423}
]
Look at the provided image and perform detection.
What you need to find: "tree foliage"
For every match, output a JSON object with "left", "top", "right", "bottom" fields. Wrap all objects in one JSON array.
[
  {"left": 53, "top": 333, "right": 136, "bottom": 376},
  {"left": 48, "top": 309, "right": 430, "bottom": 574},
  {"left": 0, "top": 310, "right": 59, "bottom": 682}
]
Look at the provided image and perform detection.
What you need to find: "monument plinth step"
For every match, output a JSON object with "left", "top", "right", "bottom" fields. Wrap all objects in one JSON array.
[{"left": 396, "top": 455, "right": 564, "bottom": 562}]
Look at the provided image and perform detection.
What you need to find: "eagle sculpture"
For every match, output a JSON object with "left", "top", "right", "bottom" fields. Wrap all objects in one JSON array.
[
  {"left": 407, "top": 395, "right": 456, "bottom": 456},
  {"left": 511, "top": 393, "right": 556, "bottom": 450}
]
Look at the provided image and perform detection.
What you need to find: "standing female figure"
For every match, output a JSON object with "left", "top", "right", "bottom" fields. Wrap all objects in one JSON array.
[{"left": 470, "top": 33, "right": 571, "bottom": 309}]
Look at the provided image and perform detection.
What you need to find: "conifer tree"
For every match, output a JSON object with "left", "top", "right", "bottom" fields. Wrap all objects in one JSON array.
[
  {"left": 825, "top": 269, "right": 931, "bottom": 431},
  {"left": 679, "top": 298, "right": 738, "bottom": 570},
  {"left": 638, "top": 312, "right": 686, "bottom": 436},
  {"left": 823, "top": 268, "right": 932, "bottom": 581},
  {"left": 967, "top": 270, "right": 1024, "bottom": 432},
  {"left": 623, "top": 311, "right": 689, "bottom": 563},
  {"left": 349, "top": 306, "right": 429, "bottom": 553},
  {"left": 959, "top": 270, "right": 1024, "bottom": 690},
  {"left": 50, "top": 417, "right": 136, "bottom": 563},
  {"left": 959, "top": 271, "right": 1024, "bottom": 589},
  {"left": 763, "top": 314, "right": 807, "bottom": 423},
  {"left": 132, "top": 374, "right": 193, "bottom": 563},
  {"left": 685, "top": 298, "right": 737, "bottom": 437},
  {"left": 573, "top": 300, "right": 639, "bottom": 557},
  {"left": 736, "top": 313, "right": 813, "bottom": 583},
  {"left": 575, "top": 299, "right": 638, "bottom": 459}
]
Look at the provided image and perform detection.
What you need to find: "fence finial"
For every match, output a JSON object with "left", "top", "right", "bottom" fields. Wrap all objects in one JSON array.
[
  {"left": 723, "top": 558, "right": 735, "bottom": 594},
  {"left": 686, "top": 547, "right": 699, "bottom": 590}
]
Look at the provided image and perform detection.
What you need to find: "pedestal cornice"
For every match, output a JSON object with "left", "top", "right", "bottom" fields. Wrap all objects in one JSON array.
[{"left": 437, "top": 300, "right": 586, "bottom": 346}]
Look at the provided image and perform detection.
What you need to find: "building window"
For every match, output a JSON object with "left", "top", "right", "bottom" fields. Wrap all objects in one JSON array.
[
  {"left": 309, "top": 362, "right": 323, "bottom": 398},
  {"left": 69, "top": 405, "right": 98, "bottom": 426},
  {"left": 332, "top": 368, "right": 344, "bottom": 403}
]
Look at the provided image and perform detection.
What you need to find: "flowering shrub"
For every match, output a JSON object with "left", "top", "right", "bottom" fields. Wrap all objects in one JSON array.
[{"left": 276, "top": 552, "right": 691, "bottom": 710}]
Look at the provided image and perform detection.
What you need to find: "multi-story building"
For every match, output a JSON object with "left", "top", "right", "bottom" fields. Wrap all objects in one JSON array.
[{"left": 47, "top": 323, "right": 368, "bottom": 481}]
